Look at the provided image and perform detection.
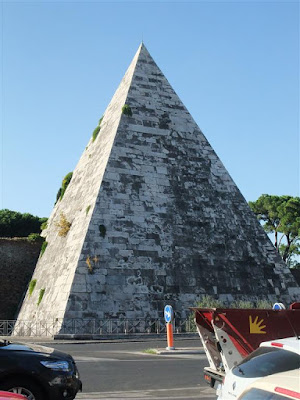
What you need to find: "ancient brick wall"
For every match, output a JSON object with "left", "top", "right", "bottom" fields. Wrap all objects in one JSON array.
[{"left": 0, "top": 239, "right": 41, "bottom": 319}]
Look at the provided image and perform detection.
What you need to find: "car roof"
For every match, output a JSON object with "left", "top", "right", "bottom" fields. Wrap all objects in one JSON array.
[
  {"left": 260, "top": 336, "right": 300, "bottom": 355},
  {"left": 238, "top": 369, "right": 300, "bottom": 400}
]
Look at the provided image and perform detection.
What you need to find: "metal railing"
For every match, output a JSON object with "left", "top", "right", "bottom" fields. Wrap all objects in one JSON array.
[{"left": 0, "top": 318, "right": 196, "bottom": 337}]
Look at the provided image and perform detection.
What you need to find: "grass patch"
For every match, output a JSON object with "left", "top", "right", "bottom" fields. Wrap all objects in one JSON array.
[
  {"left": 37, "top": 288, "right": 45, "bottom": 306},
  {"left": 40, "top": 241, "right": 48, "bottom": 257},
  {"left": 92, "top": 126, "right": 100, "bottom": 142},
  {"left": 28, "top": 279, "right": 37, "bottom": 297},
  {"left": 143, "top": 349, "right": 157, "bottom": 354}
]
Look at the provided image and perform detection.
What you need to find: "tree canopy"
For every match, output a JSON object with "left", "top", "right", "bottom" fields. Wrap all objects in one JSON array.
[
  {"left": 249, "top": 195, "right": 300, "bottom": 267},
  {"left": 0, "top": 209, "right": 47, "bottom": 238}
]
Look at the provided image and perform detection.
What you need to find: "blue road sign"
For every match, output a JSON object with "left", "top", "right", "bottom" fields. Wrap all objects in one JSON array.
[
  {"left": 273, "top": 302, "right": 286, "bottom": 310},
  {"left": 164, "top": 305, "right": 174, "bottom": 323}
]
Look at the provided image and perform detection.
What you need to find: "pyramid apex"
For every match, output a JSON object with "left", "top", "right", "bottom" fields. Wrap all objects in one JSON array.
[{"left": 137, "top": 41, "right": 149, "bottom": 53}]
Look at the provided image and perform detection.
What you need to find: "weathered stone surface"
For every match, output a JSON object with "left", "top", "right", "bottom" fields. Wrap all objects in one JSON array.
[
  {"left": 0, "top": 238, "right": 41, "bottom": 319},
  {"left": 15, "top": 43, "right": 300, "bottom": 334}
]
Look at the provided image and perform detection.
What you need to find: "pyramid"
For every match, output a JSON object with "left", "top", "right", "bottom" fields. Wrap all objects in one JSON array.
[{"left": 16, "top": 43, "right": 300, "bottom": 335}]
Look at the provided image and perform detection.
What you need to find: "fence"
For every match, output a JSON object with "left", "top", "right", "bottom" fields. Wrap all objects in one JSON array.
[{"left": 0, "top": 318, "right": 196, "bottom": 337}]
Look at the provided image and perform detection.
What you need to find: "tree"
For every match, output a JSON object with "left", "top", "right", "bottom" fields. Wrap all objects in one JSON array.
[
  {"left": 249, "top": 195, "right": 300, "bottom": 267},
  {"left": 0, "top": 209, "right": 47, "bottom": 238}
]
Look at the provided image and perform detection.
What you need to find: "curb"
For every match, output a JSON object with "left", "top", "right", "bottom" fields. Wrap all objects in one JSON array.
[
  {"left": 53, "top": 333, "right": 198, "bottom": 341},
  {"left": 154, "top": 348, "right": 205, "bottom": 355}
]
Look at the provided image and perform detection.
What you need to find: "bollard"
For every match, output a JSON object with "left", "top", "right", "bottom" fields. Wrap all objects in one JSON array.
[{"left": 166, "top": 322, "right": 175, "bottom": 350}]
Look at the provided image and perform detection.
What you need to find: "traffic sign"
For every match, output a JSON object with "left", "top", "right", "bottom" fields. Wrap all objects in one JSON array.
[
  {"left": 273, "top": 302, "right": 286, "bottom": 310},
  {"left": 164, "top": 305, "right": 174, "bottom": 323}
]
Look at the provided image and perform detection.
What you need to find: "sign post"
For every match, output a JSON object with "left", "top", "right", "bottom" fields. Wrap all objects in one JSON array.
[{"left": 164, "top": 305, "right": 175, "bottom": 350}]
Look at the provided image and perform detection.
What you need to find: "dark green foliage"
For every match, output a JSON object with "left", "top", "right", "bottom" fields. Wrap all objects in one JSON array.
[
  {"left": 99, "top": 224, "right": 106, "bottom": 238},
  {"left": 28, "top": 279, "right": 37, "bottom": 297},
  {"left": 60, "top": 172, "right": 73, "bottom": 199},
  {"left": 40, "top": 241, "right": 48, "bottom": 257},
  {"left": 27, "top": 233, "right": 42, "bottom": 243},
  {"left": 37, "top": 288, "right": 45, "bottom": 306},
  {"left": 98, "top": 116, "right": 104, "bottom": 126},
  {"left": 55, "top": 188, "right": 62, "bottom": 205},
  {"left": 249, "top": 195, "right": 300, "bottom": 266},
  {"left": 92, "top": 126, "right": 100, "bottom": 142},
  {"left": 55, "top": 172, "right": 73, "bottom": 204},
  {"left": 122, "top": 104, "right": 132, "bottom": 117},
  {"left": 0, "top": 209, "right": 47, "bottom": 238}
]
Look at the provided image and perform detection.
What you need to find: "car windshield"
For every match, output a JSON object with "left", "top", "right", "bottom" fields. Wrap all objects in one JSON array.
[
  {"left": 232, "top": 347, "right": 300, "bottom": 378},
  {"left": 239, "top": 388, "right": 293, "bottom": 400}
]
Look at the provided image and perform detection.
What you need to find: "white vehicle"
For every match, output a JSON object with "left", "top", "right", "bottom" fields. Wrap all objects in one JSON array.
[
  {"left": 217, "top": 337, "right": 300, "bottom": 400},
  {"left": 237, "top": 369, "right": 300, "bottom": 400}
]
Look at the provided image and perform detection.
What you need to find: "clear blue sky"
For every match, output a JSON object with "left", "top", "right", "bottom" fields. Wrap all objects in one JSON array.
[{"left": 1, "top": 0, "right": 299, "bottom": 218}]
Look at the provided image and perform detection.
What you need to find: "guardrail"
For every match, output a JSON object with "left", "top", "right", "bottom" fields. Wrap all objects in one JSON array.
[{"left": 0, "top": 318, "right": 196, "bottom": 337}]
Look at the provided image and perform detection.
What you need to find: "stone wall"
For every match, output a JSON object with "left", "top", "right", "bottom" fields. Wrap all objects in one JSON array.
[{"left": 0, "top": 238, "right": 41, "bottom": 319}]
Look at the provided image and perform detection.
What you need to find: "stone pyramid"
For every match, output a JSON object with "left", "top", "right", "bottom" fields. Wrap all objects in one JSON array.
[{"left": 16, "top": 43, "right": 299, "bottom": 335}]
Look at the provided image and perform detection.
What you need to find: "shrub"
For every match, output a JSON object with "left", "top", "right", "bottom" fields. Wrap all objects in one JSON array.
[
  {"left": 40, "top": 221, "right": 48, "bottom": 231},
  {"left": 56, "top": 213, "right": 71, "bottom": 237},
  {"left": 27, "top": 233, "right": 42, "bottom": 243},
  {"left": 37, "top": 288, "right": 45, "bottom": 306},
  {"left": 28, "top": 279, "right": 37, "bottom": 297},
  {"left": 231, "top": 300, "right": 253, "bottom": 308},
  {"left": 256, "top": 299, "right": 273, "bottom": 309},
  {"left": 55, "top": 188, "right": 62, "bottom": 204},
  {"left": 60, "top": 172, "right": 73, "bottom": 199},
  {"left": 195, "top": 295, "right": 225, "bottom": 308},
  {"left": 40, "top": 241, "right": 48, "bottom": 257},
  {"left": 92, "top": 126, "right": 100, "bottom": 142},
  {"left": 55, "top": 172, "right": 73, "bottom": 203},
  {"left": 122, "top": 104, "right": 132, "bottom": 117},
  {"left": 98, "top": 116, "right": 104, "bottom": 126}
]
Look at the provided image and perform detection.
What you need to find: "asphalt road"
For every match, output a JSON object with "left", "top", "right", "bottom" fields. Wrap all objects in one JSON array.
[{"left": 49, "top": 338, "right": 217, "bottom": 400}]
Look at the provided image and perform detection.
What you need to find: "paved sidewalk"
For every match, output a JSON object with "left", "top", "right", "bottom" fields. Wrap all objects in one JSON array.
[{"left": 151, "top": 347, "right": 204, "bottom": 355}]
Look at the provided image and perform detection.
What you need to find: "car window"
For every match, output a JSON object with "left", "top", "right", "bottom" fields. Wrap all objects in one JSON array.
[
  {"left": 232, "top": 347, "right": 300, "bottom": 378},
  {"left": 239, "top": 388, "right": 293, "bottom": 400}
]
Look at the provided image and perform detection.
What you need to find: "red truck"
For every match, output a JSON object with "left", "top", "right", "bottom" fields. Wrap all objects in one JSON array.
[{"left": 191, "top": 302, "right": 300, "bottom": 388}]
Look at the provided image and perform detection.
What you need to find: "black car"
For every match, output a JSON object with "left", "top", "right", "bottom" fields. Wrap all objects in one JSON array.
[{"left": 0, "top": 340, "right": 82, "bottom": 400}]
